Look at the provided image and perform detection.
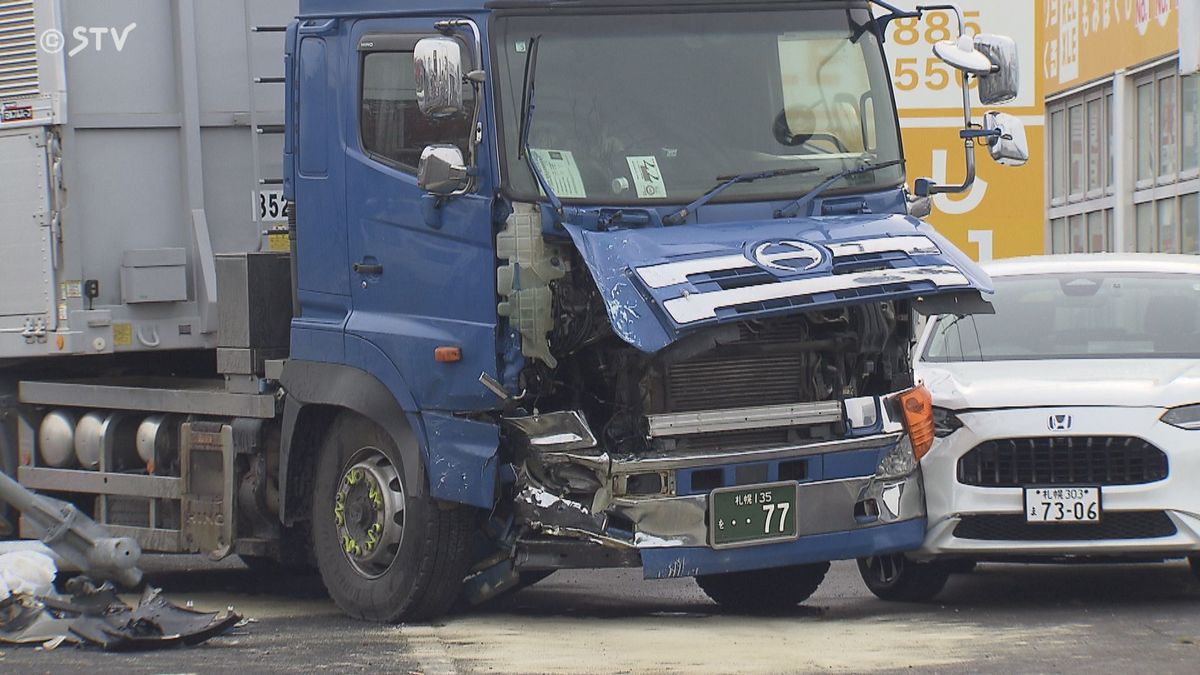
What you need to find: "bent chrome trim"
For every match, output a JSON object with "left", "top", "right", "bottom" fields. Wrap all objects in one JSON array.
[
  {"left": 635, "top": 235, "right": 942, "bottom": 289},
  {"left": 664, "top": 265, "right": 970, "bottom": 324},
  {"left": 645, "top": 401, "right": 843, "bottom": 437}
]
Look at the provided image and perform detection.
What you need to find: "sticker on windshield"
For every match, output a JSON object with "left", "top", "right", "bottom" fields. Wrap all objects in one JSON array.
[
  {"left": 625, "top": 156, "right": 667, "bottom": 199},
  {"left": 529, "top": 149, "right": 587, "bottom": 199}
]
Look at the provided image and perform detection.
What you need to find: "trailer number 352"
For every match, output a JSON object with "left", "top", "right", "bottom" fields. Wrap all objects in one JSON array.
[{"left": 255, "top": 190, "right": 291, "bottom": 223}]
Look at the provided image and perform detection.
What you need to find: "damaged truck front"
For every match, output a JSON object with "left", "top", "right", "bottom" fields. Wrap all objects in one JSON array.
[{"left": 280, "top": 0, "right": 1029, "bottom": 619}]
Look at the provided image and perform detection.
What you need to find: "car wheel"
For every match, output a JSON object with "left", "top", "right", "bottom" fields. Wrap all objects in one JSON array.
[
  {"left": 312, "top": 413, "right": 475, "bottom": 622},
  {"left": 857, "top": 554, "right": 950, "bottom": 602},
  {"left": 695, "top": 562, "right": 830, "bottom": 611},
  {"left": 1189, "top": 556, "right": 1200, "bottom": 582}
]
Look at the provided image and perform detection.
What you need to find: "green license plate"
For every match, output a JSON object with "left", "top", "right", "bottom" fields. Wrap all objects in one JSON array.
[{"left": 710, "top": 481, "right": 799, "bottom": 548}]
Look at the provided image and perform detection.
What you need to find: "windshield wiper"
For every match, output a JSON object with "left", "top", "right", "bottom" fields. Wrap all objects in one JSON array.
[
  {"left": 773, "top": 159, "right": 904, "bottom": 219},
  {"left": 663, "top": 165, "right": 819, "bottom": 225},
  {"left": 516, "top": 35, "right": 563, "bottom": 217}
]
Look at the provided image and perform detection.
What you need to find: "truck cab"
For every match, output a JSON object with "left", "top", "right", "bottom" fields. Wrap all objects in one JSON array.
[{"left": 278, "top": 0, "right": 1028, "bottom": 620}]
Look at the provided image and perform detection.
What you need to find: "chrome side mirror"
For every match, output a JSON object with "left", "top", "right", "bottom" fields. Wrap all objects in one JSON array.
[
  {"left": 414, "top": 37, "right": 463, "bottom": 118},
  {"left": 974, "top": 34, "right": 1019, "bottom": 105},
  {"left": 983, "top": 112, "right": 1028, "bottom": 167},
  {"left": 932, "top": 35, "right": 993, "bottom": 76},
  {"left": 418, "top": 145, "right": 469, "bottom": 194}
]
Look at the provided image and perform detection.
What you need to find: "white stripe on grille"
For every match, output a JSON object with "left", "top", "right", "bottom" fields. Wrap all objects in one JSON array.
[
  {"left": 635, "top": 235, "right": 942, "bottom": 289},
  {"left": 663, "top": 265, "right": 969, "bottom": 324}
]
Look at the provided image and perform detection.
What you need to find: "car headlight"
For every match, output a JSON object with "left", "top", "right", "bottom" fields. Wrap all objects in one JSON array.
[
  {"left": 932, "top": 407, "right": 963, "bottom": 437},
  {"left": 1161, "top": 404, "right": 1200, "bottom": 430}
]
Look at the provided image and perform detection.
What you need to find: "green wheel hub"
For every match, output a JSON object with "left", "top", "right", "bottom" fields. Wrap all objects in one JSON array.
[{"left": 333, "top": 448, "right": 405, "bottom": 579}]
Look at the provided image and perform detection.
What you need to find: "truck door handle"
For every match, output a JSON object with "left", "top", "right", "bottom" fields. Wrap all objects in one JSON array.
[{"left": 353, "top": 262, "right": 383, "bottom": 275}]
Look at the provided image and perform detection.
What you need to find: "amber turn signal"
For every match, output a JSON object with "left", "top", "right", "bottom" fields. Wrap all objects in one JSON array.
[
  {"left": 897, "top": 385, "right": 935, "bottom": 460},
  {"left": 434, "top": 346, "right": 462, "bottom": 363}
]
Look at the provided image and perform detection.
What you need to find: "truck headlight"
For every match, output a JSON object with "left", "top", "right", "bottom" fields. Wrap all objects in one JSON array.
[
  {"left": 1161, "top": 404, "right": 1200, "bottom": 430},
  {"left": 933, "top": 407, "right": 964, "bottom": 437},
  {"left": 875, "top": 436, "right": 918, "bottom": 480}
]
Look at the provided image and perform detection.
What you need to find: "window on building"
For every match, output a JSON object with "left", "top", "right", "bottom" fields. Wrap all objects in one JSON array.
[
  {"left": 1183, "top": 193, "right": 1199, "bottom": 254},
  {"left": 1129, "top": 65, "right": 1200, "bottom": 253},
  {"left": 1047, "top": 82, "right": 1114, "bottom": 253},
  {"left": 1183, "top": 74, "right": 1199, "bottom": 175},
  {"left": 1136, "top": 202, "right": 1155, "bottom": 251},
  {"left": 1136, "top": 82, "right": 1155, "bottom": 184},
  {"left": 1050, "top": 110, "right": 1066, "bottom": 202},
  {"left": 1159, "top": 74, "right": 1177, "bottom": 178}
]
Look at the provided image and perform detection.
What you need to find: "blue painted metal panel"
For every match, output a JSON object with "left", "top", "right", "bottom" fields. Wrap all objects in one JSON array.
[
  {"left": 564, "top": 213, "right": 990, "bottom": 353},
  {"left": 422, "top": 412, "right": 500, "bottom": 508},
  {"left": 342, "top": 16, "right": 500, "bottom": 414},
  {"left": 821, "top": 448, "right": 882, "bottom": 481},
  {"left": 641, "top": 518, "right": 926, "bottom": 579}
]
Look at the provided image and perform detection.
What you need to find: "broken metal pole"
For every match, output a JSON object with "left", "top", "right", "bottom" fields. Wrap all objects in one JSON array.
[{"left": 0, "top": 470, "right": 143, "bottom": 588}]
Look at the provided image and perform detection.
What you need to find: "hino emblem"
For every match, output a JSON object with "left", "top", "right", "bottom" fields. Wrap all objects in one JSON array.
[
  {"left": 749, "top": 240, "right": 825, "bottom": 274},
  {"left": 1047, "top": 414, "right": 1073, "bottom": 431}
]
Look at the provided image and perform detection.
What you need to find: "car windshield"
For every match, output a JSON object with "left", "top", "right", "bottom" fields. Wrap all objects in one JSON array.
[
  {"left": 492, "top": 5, "right": 903, "bottom": 206},
  {"left": 923, "top": 272, "right": 1200, "bottom": 362}
]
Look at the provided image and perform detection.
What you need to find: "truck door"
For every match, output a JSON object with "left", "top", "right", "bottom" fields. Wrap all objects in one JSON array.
[
  {"left": 0, "top": 128, "right": 56, "bottom": 338},
  {"left": 344, "top": 20, "right": 497, "bottom": 413}
]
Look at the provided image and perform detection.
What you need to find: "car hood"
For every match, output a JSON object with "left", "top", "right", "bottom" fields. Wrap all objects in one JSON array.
[
  {"left": 918, "top": 359, "right": 1200, "bottom": 410},
  {"left": 564, "top": 213, "right": 990, "bottom": 353}
]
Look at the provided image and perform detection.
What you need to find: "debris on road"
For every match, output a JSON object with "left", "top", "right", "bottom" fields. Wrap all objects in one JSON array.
[{"left": 0, "top": 570, "right": 242, "bottom": 651}]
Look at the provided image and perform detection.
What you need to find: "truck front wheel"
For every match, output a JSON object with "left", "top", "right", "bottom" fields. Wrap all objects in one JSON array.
[
  {"left": 695, "top": 562, "right": 830, "bottom": 611},
  {"left": 312, "top": 413, "right": 474, "bottom": 622},
  {"left": 857, "top": 554, "right": 950, "bottom": 602}
]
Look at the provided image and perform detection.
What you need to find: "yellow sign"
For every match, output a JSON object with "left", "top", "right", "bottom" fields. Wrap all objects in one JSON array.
[
  {"left": 901, "top": 126, "right": 1048, "bottom": 261},
  {"left": 885, "top": 2, "right": 1047, "bottom": 260},
  {"left": 1041, "top": 0, "right": 1181, "bottom": 94}
]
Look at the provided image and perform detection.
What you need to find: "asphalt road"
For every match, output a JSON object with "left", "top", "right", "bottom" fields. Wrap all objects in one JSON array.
[{"left": 3, "top": 556, "right": 1199, "bottom": 674}]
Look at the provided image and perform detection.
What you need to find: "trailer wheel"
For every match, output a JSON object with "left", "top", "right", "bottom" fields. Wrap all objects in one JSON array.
[
  {"left": 312, "top": 413, "right": 474, "bottom": 622},
  {"left": 695, "top": 562, "right": 830, "bottom": 612},
  {"left": 857, "top": 554, "right": 950, "bottom": 602}
]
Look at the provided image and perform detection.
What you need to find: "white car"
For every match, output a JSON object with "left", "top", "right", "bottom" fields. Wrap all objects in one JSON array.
[{"left": 859, "top": 254, "right": 1200, "bottom": 601}]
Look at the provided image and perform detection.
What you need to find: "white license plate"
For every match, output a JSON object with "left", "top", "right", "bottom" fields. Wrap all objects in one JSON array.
[{"left": 1024, "top": 486, "right": 1101, "bottom": 523}]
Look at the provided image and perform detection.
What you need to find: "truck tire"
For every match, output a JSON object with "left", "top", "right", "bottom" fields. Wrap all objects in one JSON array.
[
  {"left": 695, "top": 562, "right": 830, "bottom": 611},
  {"left": 857, "top": 554, "right": 950, "bottom": 602},
  {"left": 312, "top": 413, "right": 474, "bottom": 622}
]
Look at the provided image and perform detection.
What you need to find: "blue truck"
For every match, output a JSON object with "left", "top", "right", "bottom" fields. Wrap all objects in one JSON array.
[{"left": 0, "top": 0, "right": 1027, "bottom": 621}]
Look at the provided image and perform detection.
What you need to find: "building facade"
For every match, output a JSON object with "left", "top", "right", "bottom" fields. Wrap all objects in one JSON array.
[{"left": 1042, "top": 0, "right": 1199, "bottom": 254}]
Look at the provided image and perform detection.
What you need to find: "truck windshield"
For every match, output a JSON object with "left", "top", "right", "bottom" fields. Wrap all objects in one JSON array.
[{"left": 492, "top": 6, "right": 904, "bottom": 206}]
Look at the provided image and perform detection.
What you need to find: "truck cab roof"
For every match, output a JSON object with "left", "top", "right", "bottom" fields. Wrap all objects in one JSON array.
[{"left": 299, "top": 0, "right": 863, "bottom": 17}]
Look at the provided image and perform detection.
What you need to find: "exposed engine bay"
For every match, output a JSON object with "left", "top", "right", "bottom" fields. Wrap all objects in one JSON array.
[{"left": 490, "top": 203, "right": 923, "bottom": 574}]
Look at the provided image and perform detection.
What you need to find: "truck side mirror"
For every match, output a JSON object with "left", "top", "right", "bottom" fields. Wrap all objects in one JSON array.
[
  {"left": 932, "top": 35, "right": 993, "bottom": 76},
  {"left": 974, "top": 35, "right": 1019, "bottom": 105},
  {"left": 414, "top": 37, "right": 464, "bottom": 118},
  {"left": 983, "top": 112, "right": 1028, "bottom": 167},
  {"left": 418, "top": 145, "right": 469, "bottom": 195}
]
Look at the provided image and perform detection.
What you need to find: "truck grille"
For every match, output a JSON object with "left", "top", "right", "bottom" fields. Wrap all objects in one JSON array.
[
  {"left": 663, "top": 317, "right": 810, "bottom": 413},
  {"left": 0, "top": 1, "right": 38, "bottom": 101},
  {"left": 957, "top": 437, "right": 1168, "bottom": 488},
  {"left": 953, "top": 511, "right": 1177, "bottom": 541}
]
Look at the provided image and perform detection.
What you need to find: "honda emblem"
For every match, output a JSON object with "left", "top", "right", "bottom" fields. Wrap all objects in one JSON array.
[{"left": 1047, "top": 414, "right": 1072, "bottom": 431}]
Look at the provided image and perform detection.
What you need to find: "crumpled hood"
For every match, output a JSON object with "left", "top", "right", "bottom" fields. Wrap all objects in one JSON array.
[
  {"left": 918, "top": 359, "right": 1200, "bottom": 410},
  {"left": 564, "top": 214, "right": 990, "bottom": 353}
]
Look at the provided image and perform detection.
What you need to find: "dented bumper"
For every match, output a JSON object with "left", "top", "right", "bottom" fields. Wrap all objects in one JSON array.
[{"left": 511, "top": 420, "right": 926, "bottom": 577}]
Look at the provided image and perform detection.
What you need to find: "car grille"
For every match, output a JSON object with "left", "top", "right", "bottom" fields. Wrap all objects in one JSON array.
[
  {"left": 953, "top": 511, "right": 1177, "bottom": 541},
  {"left": 957, "top": 437, "right": 1168, "bottom": 488}
]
